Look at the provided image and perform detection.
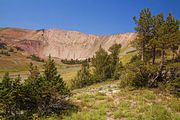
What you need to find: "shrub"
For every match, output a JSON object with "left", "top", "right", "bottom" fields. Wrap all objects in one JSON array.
[
  {"left": 119, "top": 61, "right": 147, "bottom": 88},
  {"left": 72, "top": 61, "right": 93, "bottom": 89},
  {"left": 113, "top": 61, "right": 124, "bottom": 80},
  {"left": 119, "top": 57, "right": 180, "bottom": 90},
  {"left": 170, "top": 76, "right": 180, "bottom": 97},
  {"left": 119, "top": 69, "right": 136, "bottom": 88},
  {"left": 27, "top": 54, "right": 44, "bottom": 62},
  {"left": 129, "top": 55, "right": 140, "bottom": 63},
  {"left": 9, "top": 48, "right": 14, "bottom": 52}
]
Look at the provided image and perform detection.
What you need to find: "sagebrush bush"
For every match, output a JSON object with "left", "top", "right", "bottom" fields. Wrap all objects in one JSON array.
[{"left": 119, "top": 69, "right": 135, "bottom": 88}]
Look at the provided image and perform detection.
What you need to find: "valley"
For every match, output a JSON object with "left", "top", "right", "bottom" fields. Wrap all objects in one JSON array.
[{"left": 0, "top": 6, "right": 179, "bottom": 120}]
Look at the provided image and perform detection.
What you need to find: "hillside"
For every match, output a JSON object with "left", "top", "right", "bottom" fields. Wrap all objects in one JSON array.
[
  {"left": 0, "top": 44, "right": 81, "bottom": 85},
  {"left": 0, "top": 28, "right": 136, "bottom": 60},
  {"left": 0, "top": 27, "right": 136, "bottom": 81},
  {"left": 61, "top": 81, "right": 180, "bottom": 120}
]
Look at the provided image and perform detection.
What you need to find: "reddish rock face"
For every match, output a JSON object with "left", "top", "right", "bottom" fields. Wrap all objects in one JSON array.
[{"left": 0, "top": 28, "right": 136, "bottom": 59}]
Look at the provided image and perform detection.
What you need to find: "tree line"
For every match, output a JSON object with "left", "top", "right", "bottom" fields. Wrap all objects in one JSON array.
[{"left": 61, "top": 58, "right": 91, "bottom": 65}]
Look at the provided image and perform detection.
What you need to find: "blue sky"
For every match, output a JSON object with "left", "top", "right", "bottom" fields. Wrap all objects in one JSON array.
[{"left": 0, "top": 0, "right": 179, "bottom": 35}]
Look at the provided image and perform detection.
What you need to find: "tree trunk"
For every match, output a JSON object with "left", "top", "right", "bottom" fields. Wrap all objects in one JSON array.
[
  {"left": 141, "top": 41, "right": 145, "bottom": 61},
  {"left": 178, "top": 46, "right": 180, "bottom": 56},
  {"left": 160, "top": 47, "right": 165, "bottom": 70},
  {"left": 172, "top": 51, "right": 175, "bottom": 63},
  {"left": 152, "top": 46, "right": 156, "bottom": 64}
]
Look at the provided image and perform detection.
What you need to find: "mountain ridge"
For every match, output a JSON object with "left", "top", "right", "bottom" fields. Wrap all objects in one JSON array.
[{"left": 0, "top": 27, "right": 136, "bottom": 59}]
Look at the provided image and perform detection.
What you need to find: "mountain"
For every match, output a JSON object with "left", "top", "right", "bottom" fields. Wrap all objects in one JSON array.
[{"left": 0, "top": 28, "right": 136, "bottom": 60}]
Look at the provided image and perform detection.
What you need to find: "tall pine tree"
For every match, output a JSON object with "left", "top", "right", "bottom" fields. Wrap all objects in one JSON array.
[{"left": 133, "top": 8, "right": 153, "bottom": 61}]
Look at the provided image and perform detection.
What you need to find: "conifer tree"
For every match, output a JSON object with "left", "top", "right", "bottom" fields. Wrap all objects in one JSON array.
[
  {"left": 133, "top": 8, "right": 153, "bottom": 61},
  {"left": 165, "top": 13, "right": 179, "bottom": 62},
  {"left": 149, "top": 13, "right": 164, "bottom": 64},
  {"left": 0, "top": 72, "right": 13, "bottom": 119},
  {"left": 72, "top": 61, "right": 92, "bottom": 88},
  {"left": 11, "top": 75, "right": 22, "bottom": 118},
  {"left": 27, "top": 62, "right": 40, "bottom": 82},
  {"left": 108, "top": 43, "right": 122, "bottom": 77},
  {"left": 43, "top": 55, "right": 69, "bottom": 95},
  {"left": 92, "top": 46, "right": 110, "bottom": 81},
  {"left": 156, "top": 13, "right": 179, "bottom": 68}
]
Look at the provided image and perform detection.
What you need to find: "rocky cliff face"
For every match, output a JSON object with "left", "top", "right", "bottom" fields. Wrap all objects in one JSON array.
[{"left": 0, "top": 28, "right": 136, "bottom": 59}]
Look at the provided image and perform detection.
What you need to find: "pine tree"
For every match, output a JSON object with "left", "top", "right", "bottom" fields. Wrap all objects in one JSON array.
[
  {"left": 149, "top": 13, "right": 164, "bottom": 64},
  {"left": 43, "top": 55, "right": 69, "bottom": 95},
  {"left": 165, "top": 13, "right": 179, "bottom": 63},
  {"left": 0, "top": 72, "right": 13, "bottom": 119},
  {"left": 133, "top": 8, "right": 153, "bottom": 61},
  {"left": 11, "top": 75, "right": 22, "bottom": 118},
  {"left": 27, "top": 62, "right": 40, "bottom": 83},
  {"left": 156, "top": 13, "right": 179, "bottom": 68},
  {"left": 92, "top": 46, "right": 110, "bottom": 81},
  {"left": 72, "top": 61, "right": 92, "bottom": 88},
  {"left": 108, "top": 43, "right": 122, "bottom": 77}
]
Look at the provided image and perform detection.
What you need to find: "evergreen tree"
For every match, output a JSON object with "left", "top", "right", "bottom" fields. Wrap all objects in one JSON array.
[
  {"left": 133, "top": 8, "right": 153, "bottom": 61},
  {"left": 165, "top": 13, "right": 179, "bottom": 63},
  {"left": 149, "top": 13, "right": 164, "bottom": 64},
  {"left": 36, "top": 55, "right": 69, "bottom": 115},
  {"left": 11, "top": 75, "right": 22, "bottom": 118},
  {"left": 156, "top": 13, "right": 179, "bottom": 68},
  {"left": 24, "top": 63, "right": 43, "bottom": 114},
  {"left": 92, "top": 46, "right": 110, "bottom": 81},
  {"left": 72, "top": 61, "right": 92, "bottom": 88},
  {"left": 43, "top": 55, "right": 69, "bottom": 95},
  {"left": 108, "top": 43, "right": 122, "bottom": 77},
  {"left": 27, "top": 62, "right": 40, "bottom": 82},
  {"left": 0, "top": 72, "right": 13, "bottom": 119}
]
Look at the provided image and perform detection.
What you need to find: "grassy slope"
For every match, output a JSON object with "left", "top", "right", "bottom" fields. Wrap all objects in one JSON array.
[
  {"left": 119, "top": 45, "right": 137, "bottom": 65},
  {"left": 43, "top": 80, "right": 179, "bottom": 120},
  {"left": 0, "top": 51, "right": 81, "bottom": 85}
]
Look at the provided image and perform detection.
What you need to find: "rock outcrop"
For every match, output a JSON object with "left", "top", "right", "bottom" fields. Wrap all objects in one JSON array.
[{"left": 0, "top": 28, "right": 136, "bottom": 59}]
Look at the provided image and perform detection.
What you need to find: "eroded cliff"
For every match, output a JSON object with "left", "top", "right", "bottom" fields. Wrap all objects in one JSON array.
[{"left": 0, "top": 28, "right": 136, "bottom": 59}]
